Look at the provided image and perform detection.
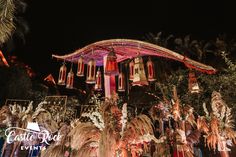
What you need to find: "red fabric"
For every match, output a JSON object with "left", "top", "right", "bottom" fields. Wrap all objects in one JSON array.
[
  {"left": 183, "top": 56, "right": 216, "bottom": 74},
  {"left": 173, "top": 150, "right": 184, "bottom": 157},
  {"left": 105, "top": 59, "right": 118, "bottom": 74},
  {"left": 185, "top": 63, "right": 216, "bottom": 74}
]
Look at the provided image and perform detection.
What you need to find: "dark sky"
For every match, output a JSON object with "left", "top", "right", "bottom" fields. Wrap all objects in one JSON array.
[{"left": 13, "top": 1, "right": 236, "bottom": 77}]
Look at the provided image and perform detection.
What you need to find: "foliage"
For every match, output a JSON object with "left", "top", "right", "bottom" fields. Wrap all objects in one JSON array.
[
  {"left": 0, "top": 0, "right": 28, "bottom": 46},
  {"left": 0, "top": 100, "right": 59, "bottom": 133},
  {"left": 0, "top": 66, "right": 47, "bottom": 106},
  {"left": 197, "top": 91, "right": 236, "bottom": 151},
  {"left": 0, "top": 0, "right": 15, "bottom": 45},
  {"left": 42, "top": 95, "right": 161, "bottom": 157},
  {"left": 0, "top": 128, "right": 5, "bottom": 139},
  {"left": 0, "top": 64, "right": 60, "bottom": 108},
  {"left": 154, "top": 56, "right": 236, "bottom": 120},
  {"left": 144, "top": 33, "right": 236, "bottom": 119},
  {"left": 0, "top": 66, "right": 32, "bottom": 104}
]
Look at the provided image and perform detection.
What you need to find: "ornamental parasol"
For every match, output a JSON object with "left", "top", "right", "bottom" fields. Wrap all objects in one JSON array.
[{"left": 52, "top": 39, "right": 216, "bottom": 74}]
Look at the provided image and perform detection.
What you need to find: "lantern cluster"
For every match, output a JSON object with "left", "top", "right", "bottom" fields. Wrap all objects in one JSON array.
[
  {"left": 129, "top": 56, "right": 156, "bottom": 86},
  {"left": 57, "top": 57, "right": 99, "bottom": 90},
  {"left": 57, "top": 51, "right": 157, "bottom": 92},
  {"left": 57, "top": 62, "right": 75, "bottom": 89}
]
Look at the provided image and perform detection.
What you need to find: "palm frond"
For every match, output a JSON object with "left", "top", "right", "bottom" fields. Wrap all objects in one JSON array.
[
  {"left": 41, "top": 144, "right": 66, "bottom": 157},
  {"left": 123, "top": 114, "right": 153, "bottom": 144},
  {"left": 186, "top": 130, "right": 201, "bottom": 144},
  {"left": 0, "top": 0, "right": 15, "bottom": 45},
  {"left": 69, "top": 122, "right": 101, "bottom": 150},
  {"left": 76, "top": 141, "right": 99, "bottom": 157}
]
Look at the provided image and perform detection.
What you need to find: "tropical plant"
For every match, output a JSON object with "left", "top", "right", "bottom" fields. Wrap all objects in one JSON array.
[
  {"left": 42, "top": 94, "right": 166, "bottom": 157},
  {"left": 197, "top": 92, "right": 236, "bottom": 151},
  {"left": 0, "top": 0, "right": 28, "bottom": 46}
]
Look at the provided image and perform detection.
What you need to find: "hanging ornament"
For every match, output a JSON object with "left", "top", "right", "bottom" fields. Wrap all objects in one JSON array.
[
  {"left": 66, "top": 63, "right": 74, "bottom": 89},
  {"left": 105, "top": 48, "right": 119, "bottom": 76},
  {"left": 95, "top": 68, "right": 102, "bottom": 91},
  {"left": 129, "top": 60, "right": 134, "bottom": 81},
  {"left": 118, "top": 67, "right": 125, "bottom": 92},
  {"left": 132, "top": 56, "right": 148, "bottom": 86},
  {"left": 86, "top": 58, "right": 96, "bottom": 84},
  {"left": 77, "top": 56, "right": 84, "bottom": 77},
  {"left": 147, "top": 56, "right": 156, "bottom": 81},
  {"left": 188, "top": 71, "right": 200, "bottom": 93},
  {"left": 58, "top": 61, "right": 67, "bottom": 85}
]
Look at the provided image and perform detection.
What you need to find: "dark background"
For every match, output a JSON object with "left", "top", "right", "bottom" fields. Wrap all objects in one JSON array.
[{"left": 10, "top": 1, "right": 236, "bottom": 77}]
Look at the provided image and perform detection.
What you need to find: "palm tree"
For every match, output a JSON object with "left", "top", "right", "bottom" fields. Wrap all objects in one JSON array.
[{"left": 0, "top": 0, "right": 29, "bottom": 53}]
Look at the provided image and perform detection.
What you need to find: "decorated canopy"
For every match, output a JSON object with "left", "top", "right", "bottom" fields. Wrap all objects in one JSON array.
[{"left": 52, "top": 39, "right": 216, "bottom": 74}]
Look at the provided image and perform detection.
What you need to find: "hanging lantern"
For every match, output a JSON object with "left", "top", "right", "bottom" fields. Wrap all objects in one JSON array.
[
  {"left": 118, "top": 70, "right": 125, "bottom": 92},
  {"left": 77, "top": 56, "right": 84, "bottom": 77},
  {"left": 86, "top": 59, "right": 96, "bottom": 84},
  {"left": 58, "top": 62, "right": 67, "bottom": 85},
  {"left": 66, "top": 68, "right": 74, "bottom": 89},
  {"left": 147, "top": 57, "right": 156, "bottom": 81},
  {"left": 104, "top": 50, "right": 119, "bottom": 76},
  {"left": 132, "top": 57, "right": 148, "bottom": 86},
  {"left": 129, "top": 60, "right": 134, "bottom": 81},
  {"left": 188, "top": 71, "right": 200, "bottom": 93},
  {"left": 95, "top": 68, "right": 102, "bottom": 91}
]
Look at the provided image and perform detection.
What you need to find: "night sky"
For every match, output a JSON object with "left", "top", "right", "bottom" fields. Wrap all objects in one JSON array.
[{"left": 12, "top": 1, "right": 236, "bottom": 78}]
